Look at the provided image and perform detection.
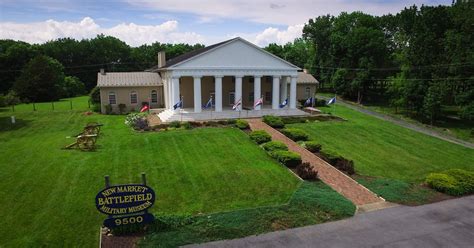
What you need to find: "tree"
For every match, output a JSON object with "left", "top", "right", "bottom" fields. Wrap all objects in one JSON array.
[
  {"left": 13, "top": 55, "right": 65, "bottom": 102},
  {"left": 60, "top": 76, "right": 86, "bottom": 97},
  {"left": 422, "top": 83, "right": 445, "bottom": 125}
]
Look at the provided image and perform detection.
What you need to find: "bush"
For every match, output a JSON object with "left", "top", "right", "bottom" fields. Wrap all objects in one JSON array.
[
  {"left": 105, "top": 104, "right": 113, "bottom": 114},
  {"left": 296, "top": 162, "right": 318, "bottom": 180},
  {"left": 181, "top": 122, "right": 192, "bottom": 130},
  {"left": 262, "top": 115, "right": 285, "bottom": 128},
  {"left": 444, "top": 169, "right": 474, "bottom": 193},
  {"left": 169, "top": 121, "right": 181, "bottom": 128},
  {"left": 125, "top": 113, "right": 148, "bottom": 130},
  {"left": 262, "top": 141, "right": 288, "bottom": 152},
  {"left": 281, "top": 128, "right": 309, "bottom": 141},
  {"left": 303, "top": 141, "right": 322, "bottom": 153},
  {"left": 235, "top": 119, "right": 249, "bottom": 129},
  {"left": 226, "top": 119, "right": 237, "bottom": 124},
  {"left": 89, "top": 86, "right": 101, "bottom": 104},
  {"left": 118, "top": 103, "right": 127, "bottom": 114},
  {"left": 270, "top": 150, "right": 302, "bottom": 168},
  {"left": 249, "top": 130, "right": 271, "bottom": 144},
  {"left": 319, "top": 149, "right": 355, "bottom": 175},
  {"left": 425, "top": 173, "right": 461, "bottom": 196}
]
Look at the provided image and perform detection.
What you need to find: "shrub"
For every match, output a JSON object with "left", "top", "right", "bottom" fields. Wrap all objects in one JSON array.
[
  {"left": 235, "top": 119, "right": 249, "bottom": 129},
  {"left": 425, "top": 173, "right": 461, "bottom": 196},
  {"left": 262, "top": 115, "right": 285, "bottom": 128},
  {"left": 262, "top": 141, "right": 288, "bottom": 152},
  {"left": 320, "top": 149, "right": 355, "bottom": 175},
  {"left": 89, "top": 87, "right": 101, "bottom": 105},
  {"left": 281, "top": 128, "right": 309, "bottom": 141},
  {"left": 270, "top": 150, "right": 302, "bottom": 168},
  {"left": 296, "top": 162, "right": 318, "bottom": 180},
  {"left": 303, "top": 141, "right": 322, "bottom": 153},
  {"left": 217, "top": 120, "right": 228, "bottom": 125},
  {"left": 118, "top": 103, "right": 127, "bottom": 114},
  {"left": 226, "top": 119, "right": 237, "bottom": 124},
  {"left": 125, "top": 113, "right": 148, "bottom": 130},
  {"left": 169, "top": 121, "right": 181, "bottom": 128},
  {"left": 181, "top": 122, "right": 192, "bottom": 130},
  {"left": 105, "top": 104, "right": 113, "bottom": 114},
  {"left": 444, "top": 169, "right": 474, "bottom": 193},
  {"left": 249, "top": 130, "right": 271, "bottom": 144}
]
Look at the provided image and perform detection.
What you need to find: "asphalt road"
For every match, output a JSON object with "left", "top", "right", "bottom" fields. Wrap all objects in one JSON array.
[
  {"left": 186, "top": 195, "right": 474, "bottom": 248},
  {"left": 317, "top": 95, "right": 474, "bottom": 149}
]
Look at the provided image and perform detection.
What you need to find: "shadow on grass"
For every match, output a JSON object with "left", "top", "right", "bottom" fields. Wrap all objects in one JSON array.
[{"left": 0, "top": 116, "right": 31, "bottom": 132}]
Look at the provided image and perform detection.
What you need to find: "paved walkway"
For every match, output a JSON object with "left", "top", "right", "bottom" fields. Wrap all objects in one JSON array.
[
  {"left": 247, "top": 119, "right": 383, "bottom": 206},
  {"left": 318, "top": 95, "right": 474, "bottom": 149},
  {"left": 187, "top": 195, "right": 474, "bottom": 248}
]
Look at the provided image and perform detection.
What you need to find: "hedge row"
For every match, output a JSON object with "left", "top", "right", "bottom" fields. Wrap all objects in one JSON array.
[
  {"left": 425, "top": 169, "right": 474, "bottom": 196},
  {"left": 262, "top": 115, "right": 285, "bottom": 128}
]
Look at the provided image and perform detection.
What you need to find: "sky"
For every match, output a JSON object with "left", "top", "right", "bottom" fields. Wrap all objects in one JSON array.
[{"left": 0, "top": 0, "right": 450, "bottom": 47}]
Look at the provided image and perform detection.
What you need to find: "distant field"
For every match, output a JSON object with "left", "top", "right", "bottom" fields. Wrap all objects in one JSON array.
[{"left": 0, "top": 106, "right": 300, "bottom": 247}]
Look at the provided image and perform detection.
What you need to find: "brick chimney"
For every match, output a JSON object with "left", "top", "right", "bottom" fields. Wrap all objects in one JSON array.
[
  {"left": 100, "top": 68, "right": 105, "bottom": 75},
  {"left": 303, "top": 68, "right": 308, "bottom": 74},
  {"left": 158, "top": 51, "right": 166, "bottom": 68}
]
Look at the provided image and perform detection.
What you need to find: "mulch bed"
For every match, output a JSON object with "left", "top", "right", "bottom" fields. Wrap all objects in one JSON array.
[{"left": 100, "top": 228, "right": 143, "bottom": 248}]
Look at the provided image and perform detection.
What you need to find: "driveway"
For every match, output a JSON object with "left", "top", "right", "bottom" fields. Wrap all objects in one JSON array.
[
  {"left": 186, "top": 195, "right": 474, "bottom": 248},
  {"left": 317, "top": 95, "right": 474, "bottom": 149}
]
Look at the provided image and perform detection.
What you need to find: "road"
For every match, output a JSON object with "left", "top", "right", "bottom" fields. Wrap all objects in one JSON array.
[{"left": 186, "top": 195, "right": 474, "bottom": 248}]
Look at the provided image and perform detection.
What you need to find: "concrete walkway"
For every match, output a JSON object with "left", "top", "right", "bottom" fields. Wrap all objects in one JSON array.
[
  {"left": 318, "top": 95, "right": 474, "bottom": 149},
  {"left": 248, "top": 119, "right": 383, "bottom": 206},
  {"left": 187, "top": 195, "right": 474, "bottom": 248}
]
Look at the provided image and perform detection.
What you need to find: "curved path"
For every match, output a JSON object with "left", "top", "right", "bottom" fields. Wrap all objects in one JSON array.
[
  {"left": 318, "top": 95, "right": 474, "bottom": 149},
  {"left": 187, "top": 195, "right": 474, "bottom": 248}
]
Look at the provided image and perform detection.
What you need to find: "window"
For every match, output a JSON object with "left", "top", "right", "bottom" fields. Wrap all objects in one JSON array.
[
  {"left": 151, "top": 90, "right": 158, "bottom": 103},
  {"left": 229, "top": 92, "right": 235, "bottom": 105},
  {"left": 108, "top": 92, "right": 116, "bottom": 105},
  {"left": 249, "top": 92, "right": 254, "bottom": 103},
  {"left": 265, "top": 91, "right": 272, "bottom": 103},
  {"left": 130, "top": 91, "right": 138, "bottom": 104},
  {"left": 305, "top": 87, "right": 311, "bottom": 99}
]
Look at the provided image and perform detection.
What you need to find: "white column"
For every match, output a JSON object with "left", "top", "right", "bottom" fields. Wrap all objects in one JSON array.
[
  {"left": 215, "top": 76, "right": 223, "bottom": 112},
  {"left": 235, "top": 76, "right": 242, "bottom": 109},
  {"left": 172, "top": 76, "right": 180, "bottom": 111},
  {"left": 254, "top": 76, "right": 261, "bottom": 110},
  {"left": 163, "top": 78, "right": 169, "bottom": 109},
  {"left": 272, "top": 76, "right": 280, "bottom": 109},
  {"left": 280, "top": 76, "right": 288, "bottom": 104},
  {"left": 193, "top": 76, "right": 202, "bottom": 113},
  {"left": 290, "top": 76, "right": 297, "bottom": 109}
]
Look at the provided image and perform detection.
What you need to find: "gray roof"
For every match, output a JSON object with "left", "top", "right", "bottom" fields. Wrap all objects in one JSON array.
[
  {"left": 297, "top": 71, "right": 319, "bottom": 84},
  {"left": 97, "top": 72, "right": 161, "bottom": 87}
]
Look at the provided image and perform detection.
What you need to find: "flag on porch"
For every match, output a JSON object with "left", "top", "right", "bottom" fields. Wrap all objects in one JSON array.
[
  {"left": 254, "top": 98, "right": 263, "bottom": 109},
  {"left": 140, "top": 105, "right": 149, "bottom": 112},
  {"left": 327, "top": 97, "right": 336, "bottom": 105},
  {"left": 204, "top": 97, "right": 213, "bottom": 109},
  {"left": 232, "top": 98, "right": 242, "bottom": 111},
  {"left": 304, "top": 97, "right": 314, "bottom": 106},
  {"left": 279, "top": 98, "right": 288, "bottom": 108},
  {"left": 173, "top": 98, "right": 183, "bottom": 110}
]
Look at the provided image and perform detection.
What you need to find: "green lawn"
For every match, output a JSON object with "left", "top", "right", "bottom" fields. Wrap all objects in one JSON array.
[
  {"left": 288, "top": 104, "right": 474, "bottom": 203},
  {"left": 1, "top": 95, "right": 91, "bottom": 113},
  {"left": 0, "top": 109, "right": 300, "bottom": 247}
]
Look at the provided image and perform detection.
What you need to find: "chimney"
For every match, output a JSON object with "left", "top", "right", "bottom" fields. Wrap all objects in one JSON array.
[
  {"left": 100, "top": 68, "right": 105, "bottom": 75},
  {"left": 303, "top": 68, "right": 308, "bottom": 74},
  {"left": 158, "top": 51, "right": 166, "bottom": 68}
]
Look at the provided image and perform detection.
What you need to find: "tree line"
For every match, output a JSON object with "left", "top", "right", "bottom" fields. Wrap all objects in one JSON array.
[
  {"left": 266, "top": 2, "right": 473, "bottom": 123},
  {"left": 0, "top": 35, "right": 203, "bottom": 104}
]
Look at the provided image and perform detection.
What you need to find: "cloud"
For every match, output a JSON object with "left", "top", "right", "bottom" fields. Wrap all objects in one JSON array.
[
  {"left": 125, "top": 0, "right": 444, "bottom": 26},
  {"left": 0, "top": 17, "right": 205, "bottom": 46},
  {"left": 229, "top": 24, "right": 303, "bottom": 47}
]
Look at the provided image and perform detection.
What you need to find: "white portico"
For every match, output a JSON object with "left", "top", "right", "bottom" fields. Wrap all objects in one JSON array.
[{"left": 153, "top": 37, "right": 307, "bottom": 122}]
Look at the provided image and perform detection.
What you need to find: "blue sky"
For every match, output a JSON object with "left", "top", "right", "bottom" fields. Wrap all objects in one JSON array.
[{"left": 0, "top": 0, "right": 450, "bottom": 47}]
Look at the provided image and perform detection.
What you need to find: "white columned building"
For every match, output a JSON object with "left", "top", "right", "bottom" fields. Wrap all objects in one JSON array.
[{"left": 154, "top": 37, "right": 307, "bottom": 122}]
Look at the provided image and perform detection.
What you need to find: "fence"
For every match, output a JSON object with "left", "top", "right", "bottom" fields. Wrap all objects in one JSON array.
[{"left": 2, "top": 98, "right": 92, "bottom": 113}]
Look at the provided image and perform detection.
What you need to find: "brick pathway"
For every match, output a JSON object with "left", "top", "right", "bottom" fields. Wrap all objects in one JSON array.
[{"left": 247, "top": 119, "right": 383, "bottom": 206}]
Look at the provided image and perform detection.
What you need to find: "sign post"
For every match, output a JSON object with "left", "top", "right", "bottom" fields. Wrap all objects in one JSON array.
[{"left": 95, "top": 173, "right": 156, "bottom": 229}]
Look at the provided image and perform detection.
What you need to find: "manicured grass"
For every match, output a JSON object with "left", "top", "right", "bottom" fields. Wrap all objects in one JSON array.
[
  {"left": 287, "top": 104, "right": 474, "bottom": 203},
  {"left": 0, "top": 108, "right": 300, "bottom": 247},
  {"left": 0, "top": 95, "right": 91, "bottom": 113},
  {"left": 141, "top": 181, "right": 355, "bottom": 247}
]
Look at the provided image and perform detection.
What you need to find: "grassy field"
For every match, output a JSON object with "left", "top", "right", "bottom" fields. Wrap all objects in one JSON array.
[
  {"left": 1, "top": 96, "right": 91, "bottom": 112},
  {"left": 0, "top": 104, "right": 301, "bottom": 246},
  {"left": 288, "top": 104, "right": 474, "bottom": 204}
]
